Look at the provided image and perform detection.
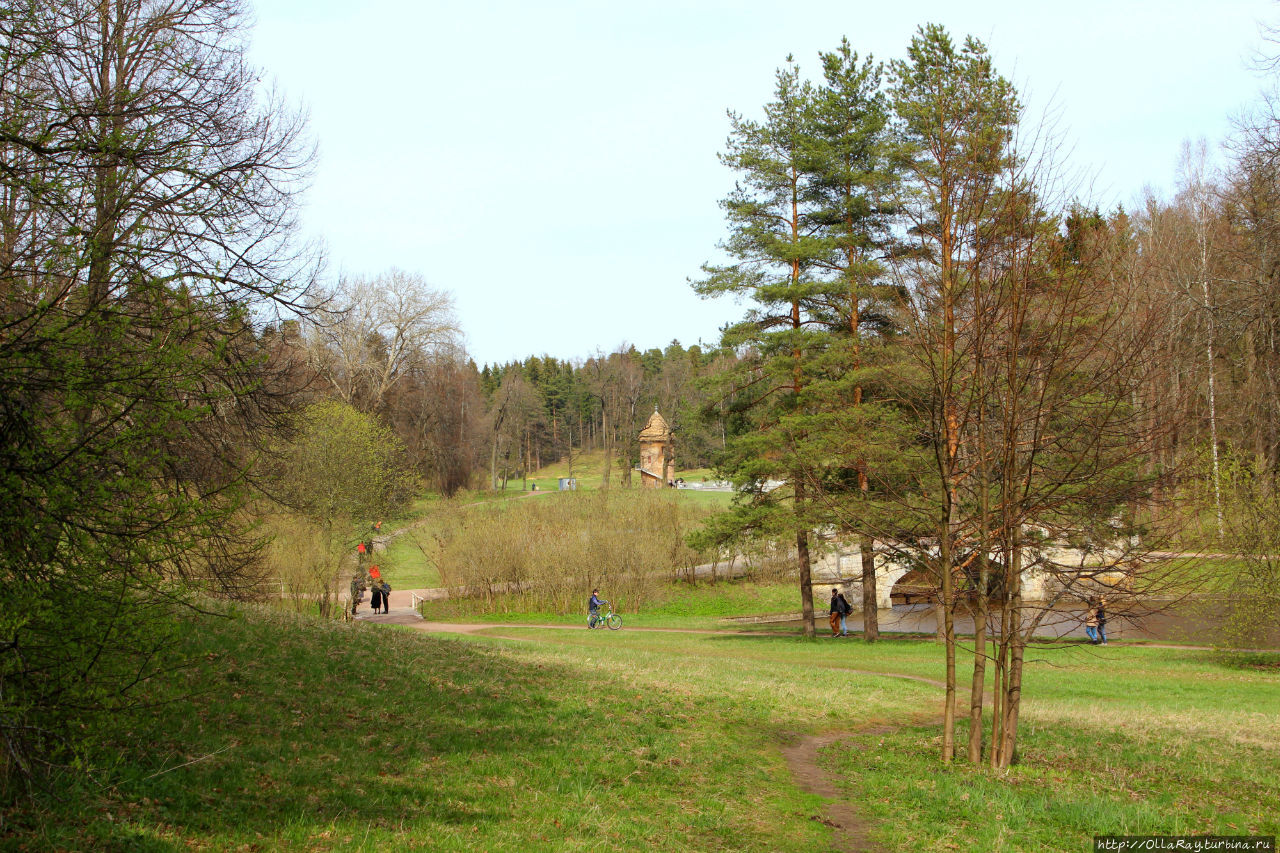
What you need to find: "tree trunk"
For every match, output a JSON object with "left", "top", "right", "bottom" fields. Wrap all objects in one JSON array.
[
  {"left": 997, "top": 543, "right": 1024, "bottom": 768},
  {"left": 939, "top": 537, "right": 957, "bottom": 763},
  {"left": 489, "top": 434, "right": 499, "bottom": 491},
  {"left": 798, "top": 525, "right": 815, "bottom": 638},
  {"left": 859, "top": 534, "right": 878, "bottom": 642},
  {"left": 968, "top": 585, "right": 988, "bottom": 764},
  {"left": 600, "top": 406, "right": 611, "bottom": 490}
]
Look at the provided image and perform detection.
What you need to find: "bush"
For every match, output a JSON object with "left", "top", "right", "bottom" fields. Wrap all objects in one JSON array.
[{"left": 420, "top": 491, "right": 716, "bottom": 614}]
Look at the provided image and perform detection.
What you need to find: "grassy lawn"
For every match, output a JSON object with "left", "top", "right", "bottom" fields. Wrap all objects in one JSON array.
[
  {"left": 7, "top": 603, "right": 1277, "bottom": 851},
  {"left": 377, "top": 531, "right": 442, "bottom": 589},
  {"left": 818, "top": 643, "right": 1280, "bottom": 849},
  {"left": 673, "top": 489, "right": 734, "bottom": 509},
  {"left": 9, "top": 606, "right": 845, "bottom": 852}
]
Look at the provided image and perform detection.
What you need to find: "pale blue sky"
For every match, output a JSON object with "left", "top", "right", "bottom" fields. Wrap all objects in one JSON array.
[{"left": 249, "top": 0, "right": 1274, "bottom": 366}]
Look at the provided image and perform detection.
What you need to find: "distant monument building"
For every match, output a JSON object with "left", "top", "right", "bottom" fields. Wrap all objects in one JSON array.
[{"left": 637, "top": 408, "right": 675, "bottom": 489}]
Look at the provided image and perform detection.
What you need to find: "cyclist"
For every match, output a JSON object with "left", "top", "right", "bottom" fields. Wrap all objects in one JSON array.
[{"left": 588, "top": 588, "right": 605, "bottom": 628}]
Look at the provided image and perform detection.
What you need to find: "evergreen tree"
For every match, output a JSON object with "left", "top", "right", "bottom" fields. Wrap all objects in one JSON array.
[
  {"left": 693, "top": 58, "right": 830, "bottom": 636},
  {"left": 801, "top": 39, "right": 906, "bottom": 642}
]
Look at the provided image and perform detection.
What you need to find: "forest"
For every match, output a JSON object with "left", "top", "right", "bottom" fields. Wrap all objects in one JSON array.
[{"left": 3, "top": 0, "right": 1280, "bottom": 800}]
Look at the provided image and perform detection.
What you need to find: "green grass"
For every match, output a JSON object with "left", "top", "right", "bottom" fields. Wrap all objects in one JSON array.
[
  {"left": 377, "top": 531, "right": 442, "bottom": 589},
  {"left": 9, "top": 606, "right": 845, "bottom": 851},
  {"left": 817, "top": 643, "right": 1280, "bottom": 850},
  {"left": 7, "top": 603, "right": 1277, "bottom": 851},
  {"left": 527, "top": 451, "right": 714, "bottom": 493},
  {"left": 672, "top": 488, "right": 734, "bottom": 509}
]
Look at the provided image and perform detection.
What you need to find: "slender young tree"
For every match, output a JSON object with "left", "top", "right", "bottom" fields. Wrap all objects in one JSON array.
[{"left": 889, "top": 23, "right": 1020, "bottom": 762}]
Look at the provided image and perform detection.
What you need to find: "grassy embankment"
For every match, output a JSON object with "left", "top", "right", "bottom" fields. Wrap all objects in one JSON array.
[{"left": 7, "top": 598, "right": 1276, "bottom": 851}]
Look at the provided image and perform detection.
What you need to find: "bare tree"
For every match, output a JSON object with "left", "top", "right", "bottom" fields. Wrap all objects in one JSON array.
[
  {"left": 487, "top": 370, "right": 541, "bottom": 491},
  {"left": 384, "top": 346, "right": 487, "bottom": 496},
  {"left": 307, "top": 269, "right": 458, "bottom": 413}
]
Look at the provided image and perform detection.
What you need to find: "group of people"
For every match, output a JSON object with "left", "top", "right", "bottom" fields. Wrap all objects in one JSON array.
[
  {"left": 349, "top": 572, "right": 392, "bottom": 616},
  {"left": 350, "top": 521, "right": 390, "bottom": 618},
  {"left": 1084, "top": 596, "right": 1108, "bottom": 644}
]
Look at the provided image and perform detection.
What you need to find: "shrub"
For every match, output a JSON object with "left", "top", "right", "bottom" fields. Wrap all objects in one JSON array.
[{"left": 421, "top": 491, "right": 716, "bottom": 614}]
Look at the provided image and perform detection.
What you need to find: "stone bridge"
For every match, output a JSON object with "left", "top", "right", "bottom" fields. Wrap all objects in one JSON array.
[{"left": 811, "top": 541, "right": 1135, "bottom": 607}]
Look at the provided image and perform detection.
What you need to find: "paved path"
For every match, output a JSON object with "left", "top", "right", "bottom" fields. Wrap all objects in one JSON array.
[{"left": 352, "top": 606, "right": 1261, "bottom": 653}]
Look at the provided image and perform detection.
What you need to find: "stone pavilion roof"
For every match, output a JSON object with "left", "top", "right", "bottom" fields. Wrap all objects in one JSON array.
[{"left": 639, "top": 409, "right": 672, "bottom": 441}]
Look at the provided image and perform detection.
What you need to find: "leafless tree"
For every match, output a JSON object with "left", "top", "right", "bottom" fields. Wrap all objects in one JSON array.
[{"left": 306, "top": 269, "right": 458, "bottom": 413}]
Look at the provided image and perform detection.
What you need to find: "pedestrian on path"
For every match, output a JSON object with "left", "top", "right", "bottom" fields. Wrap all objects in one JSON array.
[
  {"left": 1097, "top": 596, "right": 1109, "bottom": 645},
  {"left": 829, "top": 588, "right": 851, "bottom": 637},
  {"left": 370, "top": 582, "right": 383, "bottom": 613},
  {"left": 349, "top": 573, "right": 366, "bottom": 617},
  {"left": 836, "top": 588, "right": 851, "bottom": 636},
  {"left": 1084, "top": 598, "right": 1100, "bottom": 644},
  {"left": 379, "top": 580, "right": 391, "bottom": 614}
]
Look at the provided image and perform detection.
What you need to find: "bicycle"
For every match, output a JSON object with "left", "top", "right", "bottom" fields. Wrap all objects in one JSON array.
[{"left": 587, "top": 601, "right": 623, "bottom": 630}]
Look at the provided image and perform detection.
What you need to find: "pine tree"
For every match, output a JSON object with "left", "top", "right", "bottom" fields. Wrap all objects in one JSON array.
[
  {"left": 802, "top": 39, "right": 906, "bottom": 643},
  {"left": 693, "top": 58, "right": 830, "bottom": 636}
]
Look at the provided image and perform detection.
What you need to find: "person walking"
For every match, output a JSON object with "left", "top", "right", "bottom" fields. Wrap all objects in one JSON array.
[
  {"left": 379, "top": 579, "right": 391, "bottom": 614},
  {"left": 1084, "top": 598, "right": 1100, "bottom": 644},
  {"left": 369, "top": 581, "right": 383, "bottom": 614},
  {"left": 835, "top": 588, "right": 852, "bottom": 637},
  {"left": 349, "top": 573, "right": 366, "bottom": 617},
  {"left": 1096, "top": 596, "right": 1109, "bottom": 645},
  {"left": 828, "top": 588, "right": 848, "bottom": 637}
]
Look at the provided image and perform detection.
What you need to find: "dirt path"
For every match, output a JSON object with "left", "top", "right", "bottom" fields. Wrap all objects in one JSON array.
[
  {"left": 362, "top": 615, "right": 1272, "bottom": 850},
  {"left": 781, "top": 729, "right": 894, "bottom": 853}
]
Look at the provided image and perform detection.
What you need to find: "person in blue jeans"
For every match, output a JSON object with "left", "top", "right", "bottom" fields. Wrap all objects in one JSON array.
[
  {"left": 829, "top": 587, "right": 852, "bottom": 637},
  {"left": 1084, "top": 598, "right": 1100, "bottom": 644},
  {"left": 1096, "top": 596, "right": 1108, "bottom": 645},
  {"left": 588, "top": 589, "right": 603, "bottom": 628}
]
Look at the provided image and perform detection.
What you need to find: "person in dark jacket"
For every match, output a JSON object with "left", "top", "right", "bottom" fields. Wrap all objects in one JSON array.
[
  {"left": 370, "top": 582, "right": 383, "bottom": 614},
  {"left": 588, "top": 589, "right": 604, "bottom": 627},
  {"left": 379, "top": 580, "right": 391, "bottom": 614},
  {"left": 1096, "top": 596, "right": 1109, "bottom": 645},
  {"left": 349, "top": 573, "right": 366, "bottom": 617},
  {"left": 829, "top": 587, "right": 852, "bottom": 637}
]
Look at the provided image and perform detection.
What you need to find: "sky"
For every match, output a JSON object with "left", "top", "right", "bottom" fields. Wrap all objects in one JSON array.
[{"left": 247, "top": 0, "right": 1276, "bottom": 367}]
